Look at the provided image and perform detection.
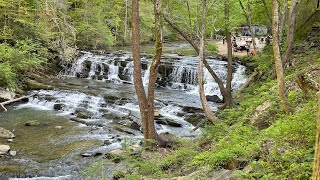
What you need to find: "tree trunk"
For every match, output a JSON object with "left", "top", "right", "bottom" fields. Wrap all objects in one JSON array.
[
  {"left": 145, "top": 0, "right": 163, "bottom": 140},
  {"left": 163, "top": 16, "right": 230, "bottom": 104},
  {"left": 278, "top": 3, "right": 287, "bottom": 46},
  {"left": 198, "top": 0, "right": 218, "bottom": 123},
  {"left": 239, "top": 0, "right": 257, "bottom": 50},
  {"left": 283, "top": 0, "right": 301, "bottom": 66},
  {"left": 131, "top": 0, "right": 153, "bottom": 140},
  {"left": 312, "top": 92, "right": 320, "bottom": 180},
  {"left": 272, "top": 0, "right": 292, "bottom": 114},
  {"left": 225, "top": 0, "right": 234, "bottom": 107}
]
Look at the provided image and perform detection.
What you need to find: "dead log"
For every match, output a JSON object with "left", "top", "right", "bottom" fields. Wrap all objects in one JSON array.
[
  {"left": 0, "top": 93, "right": 37, "bottom": 112},
  {"left": 295, "top": 74, "right": 320, "bottom": 99},
  {"left": 239, "top": 71, "right": 263, "bottom": 92}
]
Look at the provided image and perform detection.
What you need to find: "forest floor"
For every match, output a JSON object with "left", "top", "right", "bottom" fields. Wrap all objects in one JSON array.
[{"left": 214, "top": 37, "right": 266, "bottom": 57}]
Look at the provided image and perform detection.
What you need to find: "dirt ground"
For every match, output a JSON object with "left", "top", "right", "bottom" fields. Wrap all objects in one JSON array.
[{"left": 213, "top": 37, "right": 266, "bottom": 57}]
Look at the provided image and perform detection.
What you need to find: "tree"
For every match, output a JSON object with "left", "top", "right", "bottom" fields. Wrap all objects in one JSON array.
[
  {"left": 198, "top": 0, "right": 218, "bottom": 123},
  {"left": 313, "top": 92, "right": 320, "bottom": 179},
  {"left": 163, "top": 16, "right": 232, "bottom": 108},
  {"left": 271, "top": 0, "right": 291, "bottom": 114},
  {"left": 238, "top": 0, "right": 257, "bottom": 50},
  {"left": 283, "top": 0, "right": 302, "bottom": 65},
  {"left": 131, "top": 0, "right": 164, "bottom": 142}
]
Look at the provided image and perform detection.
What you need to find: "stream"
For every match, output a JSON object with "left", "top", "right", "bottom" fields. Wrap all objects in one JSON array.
[{"left": 0, "top": 43, "right": 247, "bottom": 179}]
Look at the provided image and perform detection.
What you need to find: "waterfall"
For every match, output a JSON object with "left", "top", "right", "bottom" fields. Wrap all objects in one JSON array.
[{"left": 61, "top": 52, "right": 246, "bottom": 97}]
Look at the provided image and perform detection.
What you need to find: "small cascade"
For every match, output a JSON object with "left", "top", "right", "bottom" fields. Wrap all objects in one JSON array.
[
  {"left": 108, "top": 62, "right": 121, "bottom": 83},
  {"left": 142, "top": 66, "right": 151, "bottom": 86},
  {"left": 122, "top": 61, "right": 134, "bottom": 82}
]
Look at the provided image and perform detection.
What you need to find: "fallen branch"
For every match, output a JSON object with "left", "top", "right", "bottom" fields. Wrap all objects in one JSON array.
[
  {"left": 0, "top": 93, "right": 37, "bottom": 112},
  {"left": 239, "top": 71, "right": 263, "bottom": 92},
  {"left": 295, "top": 74, "right": 320, "bottom": 99}
]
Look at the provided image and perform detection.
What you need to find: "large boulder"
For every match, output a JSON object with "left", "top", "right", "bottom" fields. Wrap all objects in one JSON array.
[
  {"left": 53, "top": 103, "right": 65, "bottom": 111},
  {"left": 249, "top": 100, "right": 273, "bottom": 130},
  {"left": 75, "top": 108, "right": 94, "bottom": 119},
  {"left": 184, "top": 114, "right": 205, "bottom": 126},
  {"left": 0, "top": 89, "right": 15, "bottom": 102},
  {"left": 206, "top": 95, "right": 223, "bottom": 103},
  {"left": 0, "top": 127, "right": 15, "bottom": 139},
  {"left": 0, "top": 144, "right": 10, "bottom": 155}
]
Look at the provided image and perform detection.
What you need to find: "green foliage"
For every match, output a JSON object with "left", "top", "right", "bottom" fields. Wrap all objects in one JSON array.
[
  {"left": 205, "top": 43, "right": 218, "bottom": 53},
  {"left": 0, "top": 40, "right": 47, "bottom": 89},
  {"left": 81, "top": 159, "right": 108, "bottom": 180}
]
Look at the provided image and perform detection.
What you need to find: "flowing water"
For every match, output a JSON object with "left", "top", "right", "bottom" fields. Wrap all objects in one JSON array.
[{"left": 0, "top": 43, "right": 247, "bottom": 179}]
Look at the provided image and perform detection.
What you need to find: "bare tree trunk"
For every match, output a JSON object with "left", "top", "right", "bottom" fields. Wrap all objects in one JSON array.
[
  {"left": 313, "top": 92, "right": 320, "bottom": 180},
  {"left": 272, "top": 0, "right": 292, "bottom": 114},
  {"left": 283, "top": 0, "right": 301, "bottom": 66},
  {"left": 145, "top": 0, "right": 163, "bottom": 140},
  {"left": 124, "top": 0, "right": 128, "bottom": 39},
  {"left": 163, "top": 16, "right": 230, "bottom": 105},
  {"left": 198, "top": 0, "right": 218, "bottom": 123},
  {"left": 278, "top": 3, "right": 287, "bottom": 46},
  {"left": 131, "top": 0, "right": 153, "bottom": 140},
  {"left": 225, "top": 0, "right": 234, "bottom": 107},
  {"left": 239, "top": 0, "right": 257, "bottom": 50},
  {"left": 260, "top": 0, "right": 272, "bottom": 25}
]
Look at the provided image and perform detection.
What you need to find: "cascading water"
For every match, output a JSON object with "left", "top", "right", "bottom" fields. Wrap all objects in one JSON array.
[{"left": 1, "top": 47, "right": 248, "bottom": 179}]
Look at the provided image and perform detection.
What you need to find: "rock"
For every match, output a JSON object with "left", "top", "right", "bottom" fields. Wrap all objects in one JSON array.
[
  {"left": 114, "top": 126, "right": 136, "bottom": 135},
  {"left": 7, "top": 139, "right": 13, "bottom": 143},
  {"left": 212, "top": 169, "right": 238, "bottom": 180},
  {"left": 9, "top": 150, "right": 16, "bottom": 156},
  {"left": 70, "top": 118, "right": 103, "bottom": 127},
  {"left": 182, "top": 106, "right": 203, "bottom": 113},
  {"left": 0, "top": 88, "right": 15, "bottom": 102},
  {"left": 206, "top": 95, "right": 223, "bottom": 103},
  {"left": 155, "top": 119, "right": 182, "bottom": 127},
  {"left": 158, "top": 132, "right": 175, "bottom": 147},
  {"left": 0, "top": 145, "right": 10, "bottom": 155},
  {"left": 185, "top": 114, "right": 205, "bottom": 126},
  {"left": 117, "top": 120, "right": 140, "bottom": 131},
  {"left": 0, "top": 127, "right": 15, "bottom": 139},
  {"left": 53, "top": 103, "right": 65, "bottom": 110},
  {"left": 75, "top": 108, "right": 94, "bottom": 119},
  {"left": 81, "top": 153, "right": 93, "bottom": 157},
  {"left": 103, "top": 140, "right": 112, "bottom": 146},
  {"left": 25, "top": 120, "right": 41, "bottom": 126},
  {"left": 110, "top": 149, "right": 123, "bottom": 155},
  {"left": 249, "top": 100, "right": 272, "bottom": 130},
  {"left": 55, "top": 126, "right": 63, "bottom": 129},
  {"left": 129, "top": 144, "right": 142, "bottom": 154}
]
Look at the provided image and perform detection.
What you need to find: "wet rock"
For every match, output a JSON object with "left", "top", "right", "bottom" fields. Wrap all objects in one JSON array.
[
  {"left": 0, "top": 89, "right": 15, "bottom": 102},
  {"left": 75, "top": 108, "right": 94, "bottom": 119},
  {"left": 206, "top": 95, "right": 223, "bottom": 103},
  {"left": 103, "top": 95, "right": 119, "bottom": 103},
  {"left": 185, "top": 114, "right": 205, "bottom": 126},
  {"left": 25, "top": 120, "right": 41, "bottom": 126},
  {"left": 182, "top": 106, "right": 203, "bottom": 113},
  {"left": 9, "top": 150, "right": 16, "bottom": 157},
  {"left": 81, "top": 153, "right": 93, "bottom": 157},
  {"left": 155, "top": 119, "right": 182, "bottom": 127},
  {"left": 114, "top": 126, "right": 136, "bottom": 135},
  {"left": 0, "top": 127, "right": 15, "bottom": 139},
  {"left": 53, "top": 103, "right": 65, "bottom": 110},
  {"left": 0, "top": 145, "right": 10, "bottom": 155},
  {"left": 117, "top": 120, "right": 140, "bottom": 131},
  {"left": 70, "top": 118, "right": 103, "bottom": 127},
  {"left": 249, "top": 100, "right": 272, "bottom": 130},
  {"left": 103, "top": 140, "right": 112, "bottom": 146}
]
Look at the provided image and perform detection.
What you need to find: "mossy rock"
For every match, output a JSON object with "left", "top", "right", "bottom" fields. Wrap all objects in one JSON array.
[{"left": 25, "top": 120, "right": 41, "bottom": 126}]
